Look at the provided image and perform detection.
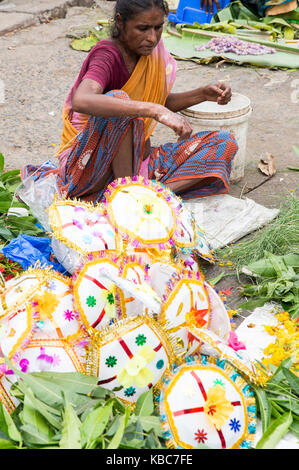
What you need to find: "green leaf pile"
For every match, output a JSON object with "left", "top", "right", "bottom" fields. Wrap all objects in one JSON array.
[
  {"left": 211, "top": 0, "right": 299, "bottom": 39},
  {"left": 253, "top": 358, "right": 299, "bottom": 448},
  {"left": 240, "top": 252, "right": 299, "bottom": 318},
  {"left": 0, "top": 154, "right": 45, "bottom": 246},
  {"left": 0, "top": 363, "right": 165, "bottom": 449}
]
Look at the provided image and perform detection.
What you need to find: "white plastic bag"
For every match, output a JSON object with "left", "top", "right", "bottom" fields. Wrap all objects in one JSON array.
[
  {"left": 16, "top": 173, "right": 62, "bottom": 232},
  {"left": 185, "top": 194, "right": 279, "bottom": 250}
]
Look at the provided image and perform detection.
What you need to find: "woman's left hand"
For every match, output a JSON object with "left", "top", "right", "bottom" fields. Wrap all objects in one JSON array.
[{"left": 203, "top": 82, "right": 232, "bottom": 105}]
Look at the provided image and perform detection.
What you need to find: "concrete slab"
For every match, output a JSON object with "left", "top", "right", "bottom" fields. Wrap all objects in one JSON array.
[
  {"left": 7, "top": 0, "right": 94, "bottom": 16},
  {"left": 0, "top": 0, "right": 94, "bottom": 35},
  {"left": 0, "top": 11, "right": 36, "bottom": 35}
]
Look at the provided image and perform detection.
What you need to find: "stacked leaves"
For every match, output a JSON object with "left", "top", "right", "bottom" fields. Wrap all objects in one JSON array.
[
  {"left": 240, "top": 252, "right": 299, "bottom": 319},
  {"left": 0, "top": 362, "right": 165, "bottom": 449},
  {"left": 253, "top": 357, "right": 299, "bottom": 448}
]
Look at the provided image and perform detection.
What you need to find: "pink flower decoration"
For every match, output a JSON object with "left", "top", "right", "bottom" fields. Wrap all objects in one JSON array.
[
  {"left": 73, "top": 219, "right": 83, "bottom": 230},
  {"left": 37, "top": 347, "right": 53, "bottom": 364},
  {"left": 184, "top": 259, "right": 194, "bottom": 267},
  {"left": 64, "top": 309, "right": 75, "bottom": 322},
  {"left": 52, "top": 354, "right": 61, "bottom": 367},
  {"left": 19, "top": 358, "right": 29, "bottom": 373},
  {"left": 0, "top": 364, "right": 14, "bottom": 375},
  {"left": 228, "top": 331, "right": 246, "bottom": 351}
]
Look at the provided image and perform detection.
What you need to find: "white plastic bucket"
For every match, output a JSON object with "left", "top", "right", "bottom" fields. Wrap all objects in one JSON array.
[{"left": 180, "top": 93, "right": 252, "bottom": 183}]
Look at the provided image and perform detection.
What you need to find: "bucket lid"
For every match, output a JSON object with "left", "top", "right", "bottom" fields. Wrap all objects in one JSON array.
[{"left": 181, "top": 92, "right": 251, "bottom": 120}]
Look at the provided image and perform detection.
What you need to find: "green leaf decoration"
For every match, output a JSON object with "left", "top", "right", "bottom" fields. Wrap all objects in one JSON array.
[
  {"left": 107, "top": 406, "right": 131, "bottom": 449},
  {"left": 31, "top": 372, "right": 98, "bottom": 396},
  {"left": 80, "top": 401, "right": 114, "bottom": 449},
  {"left": 59, "top": 399, "right": 82, "bottom": 449},
  {"left": 139, "top": 416, "right": 163, "bottom": 436},
  {"left": 0, "top": 370, "right": 167, "bottom": 449},
  {"left": 134, "top": 389, "right": 154, "bottom": 417},
  {"left": 20, "top": 383, "right": 61, "bottom": 428},
  {"left": 282, "top": 368, "right": 299, "bottom": 395},
  {"left": 268, "top": 357, "right": 294, "bottom": 385},
  {"left": 0, "top": 169, "right": 20, "bottom": 183},
  {"left": 256, "top": 412, "right": 293, "bottom": 449},
  {"left": 0, "top": 154, "right": 49, "bottom": 243},
  {"left": 0, "top": 225, "right": 14, "bottom": 241},
  {"left": 20, "top": 391, "right": 55, "bottom": 446},
  {"left": 289, "top": 419, "right": 299, "bottom": 438},
  {"left": 0, "top": 403, "right": 22, "bottom": 444},
  {"left": 5, "top": 359, "right": 64, "bottom": 409},
  {"left": 0, "top": 438, "right": 17, "bottom": 449},
  {"left": 253, "top": 386, "right": 272, "bottom": 433},
  {"left": 20, "top": 423, "right": 56, "bottom": 447}
]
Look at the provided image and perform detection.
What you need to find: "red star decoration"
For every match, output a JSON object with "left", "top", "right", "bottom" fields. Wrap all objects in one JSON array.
[
  {"left": 207, "top": 405, "right": 216, "bottom": 416},
  {"left": 220, "top": 286, "right": 234, "bottom": 296},
  {"left": 194, "top": 429, "right": 208, "bottom": 444},
  {"left": 85, "top": 218, "right": 97, "bottom": 227},
  {"left": 189, "top": 305, "right": 209, "bottom": 328}
]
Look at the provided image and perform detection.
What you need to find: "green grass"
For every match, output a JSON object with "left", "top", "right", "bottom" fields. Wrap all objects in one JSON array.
[{"left": 216, "top": 195, "right": 299, "bottom": 270}]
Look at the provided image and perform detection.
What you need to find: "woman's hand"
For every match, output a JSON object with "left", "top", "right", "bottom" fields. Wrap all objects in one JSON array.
[
  {"left": 203, "top": 82, "right": 232, "bottom": 105},
  {"left": 154, "top": 105, "right": 193, "bottom": 141},
  {"left": 200, "top": 0, "right": 220, "bottom": 14}
]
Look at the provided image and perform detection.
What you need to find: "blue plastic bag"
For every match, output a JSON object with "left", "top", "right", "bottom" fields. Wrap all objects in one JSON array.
[{"left": 2, "top": 234, "right": 67, "bottom": 274}]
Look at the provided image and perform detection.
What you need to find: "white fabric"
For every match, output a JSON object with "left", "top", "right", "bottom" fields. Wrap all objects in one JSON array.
[
  {"left": 236, "top": 304, "right": 299, "bottom": 449},
  {"left": 185, "top": 194, "right": 279, "bottom": 250}
]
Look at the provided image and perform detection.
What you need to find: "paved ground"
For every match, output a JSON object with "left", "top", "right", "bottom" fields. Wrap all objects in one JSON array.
[{"left": 0, "top": 0, "right": 298, "bottom": 318}]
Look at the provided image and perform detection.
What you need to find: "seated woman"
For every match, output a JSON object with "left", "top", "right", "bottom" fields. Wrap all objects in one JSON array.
[{"left": 22, "top": 0, "right": 238, "bottom": 203}]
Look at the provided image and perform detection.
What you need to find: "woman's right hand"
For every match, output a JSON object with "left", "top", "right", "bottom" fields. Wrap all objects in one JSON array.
[{"left": 154, "top": 104, "right": 193, "bottom": 142}]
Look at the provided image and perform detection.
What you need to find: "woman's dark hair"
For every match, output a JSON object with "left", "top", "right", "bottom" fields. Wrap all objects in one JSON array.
[{"left": 111, "top": 0, "right": 169, "bottom": 38}]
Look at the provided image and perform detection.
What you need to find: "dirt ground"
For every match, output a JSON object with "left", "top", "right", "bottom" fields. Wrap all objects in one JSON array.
[{"left": 0, "top": 0, "right": 298, "bottom": 320}]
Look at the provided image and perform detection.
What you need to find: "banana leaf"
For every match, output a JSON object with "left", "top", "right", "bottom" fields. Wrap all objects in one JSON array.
[
  {"left": 70, "top": 26, "right": 110, "bottom": 52},
  {"left": 255, "top": 412, "right": 293, "bottom": 449},
  {"left": 244, "top": 254, "right": 299, "bottom": 278},
  {"left": 71, "top": 35, "right": 98, "bottom": 51},
  {"left": 163, "top": 30, "right": 299, "bottom": 69}
]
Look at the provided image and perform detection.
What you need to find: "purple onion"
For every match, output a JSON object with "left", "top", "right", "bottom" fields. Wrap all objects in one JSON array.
[{"left": 195, "top": 37, "right": 276, "bottom": 56}]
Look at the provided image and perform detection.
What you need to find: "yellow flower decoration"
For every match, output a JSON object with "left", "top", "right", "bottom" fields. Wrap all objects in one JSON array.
[
  {"left": 262, "top": 311, "right": 299, "bottom": 372},
  {"left": 102, "top": 284, "right": 116, "bottom": 319},
  {"left": 117, "top": 345, "right": 156, "bottom": 388},
  {"left": 33, "top": 291, "right": 60, "bottom": 320},
  {"left": 203, "top": 384, "right": 234, "bottom": 430},
  {"left": 138, "top": 194, "right": 161, "bottom": 217},
  {"left": 130, "top": 282, "right": 161, "bottom": 303}
]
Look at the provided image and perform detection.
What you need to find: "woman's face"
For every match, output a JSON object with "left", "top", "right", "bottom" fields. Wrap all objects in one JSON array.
[{"left": 117, "top": 6, "right": 165, "bottom": 56}]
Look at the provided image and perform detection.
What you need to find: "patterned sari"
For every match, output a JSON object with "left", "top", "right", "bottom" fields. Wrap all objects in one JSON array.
[{"left": 22, "top": 39, "right": 238, "bottom": 203}]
